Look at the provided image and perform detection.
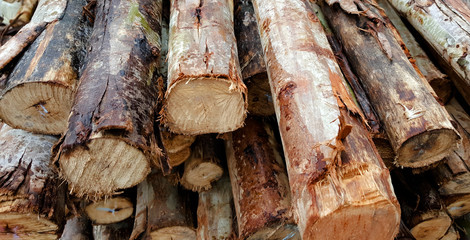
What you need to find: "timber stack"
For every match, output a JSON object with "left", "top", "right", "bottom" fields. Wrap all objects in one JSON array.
[{"left": 1, "top": 0, "right": 470, "bottom": 239}]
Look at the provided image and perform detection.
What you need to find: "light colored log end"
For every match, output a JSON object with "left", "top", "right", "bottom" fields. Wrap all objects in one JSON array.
[
  {"left": 441, "top": 225, "right": 459, "bottom": 240},
  {"left": 181, "top": 162, "right": 223, "bottom": 192},
  {"left": 168, "top": 148, "right": 191, "bottom": 167},
  {"left": 409, "top": 211, "right": 452, "bottom": 240},
  {"left": 0, "top": 213, "right": 58, "bottom": 240},
  {"left": 150, "top": 226, "right": 196, "bottom": 240},
  {"left": 165, "top": 78, "right": 246, "bottom": 134},
  {"left": 0, "top": 82, "right": 74, "bottom": 134},
  {"left": 161, "top": 131, "right": 196, "bottom": 153},
  {"left": 247, "top": 224, "right": 300, "bottom": 240},
  {"left": 446, "top": 194, "right": 470, "bottom": 218},
  {"left": 85, "top": 197, "right": 134, "bottom": 225}
]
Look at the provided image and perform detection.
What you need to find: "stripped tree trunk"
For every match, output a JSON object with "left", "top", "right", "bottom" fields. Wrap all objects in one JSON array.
[
  {"left": 54, "top": 0, "right": 163, "bottom": 198},
  {"left": 321, "top": 1, "right": 460, "bottom": 168},
  {"left": 163, "top": 0, "right": 247, "bottom": 134},
  {"left": 160, "top": 128, "right": 195, "bottom": 167},
  {"left": 85, "top": 197, "right": 134, "bottom": 225},
  {"left": 60, "top": 215, "right": 92, "bottom": 240},
  {"left": 387, "top": 0, "right": 470, "bottom": 105},
  {"left": 196, "top": 174, "right": 235, "bottom": 240},
  {"left": 226, "top": 117, "right": 299, "bottom": 239},
  {"left": 93, "top": 218, "right": 133, "bottom": 240},
  {"left": 0, "top": 125, "right": 65, "bottom": 239},
  {"left": 0, "top": 0, "right": 90, "bottom": 134},
  {"left": 252, "top": 1, "right": 400, "bottom": 239}
]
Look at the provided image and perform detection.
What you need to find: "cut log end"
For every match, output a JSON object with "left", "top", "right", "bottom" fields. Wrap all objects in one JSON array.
[
  {"left": 395, "top": 129, "right": 460, "bottom": 168},
  {"left": 0, "top": 213, "right": 58, "bottom": 239},
  {"left": 60, "top": 138, "right": 150, "bottom": 198},
  {"left": 165, "top": 78, "right": 246, "bottom": 134},
  {"left": 181, "top": 162, "right": 223, "bottom": 192},
  {"left": 150, "top": 226, "right": 196, "bottom": 240},
  {"left": 85, "top": 197, "right": 134, "bottom": 225},
  {"left": 409, "top": 212, "right": 452, "bottom": 240},
  {"left": 446, "top": 195, "right": 470, "bottom": 218},
  {"left": 168, "top": 148, "right": 191, "bottom": 167},
  {"left": 247, "top": 224, "right": 300, "bottom": 240},
  {"left": 0, "top": 82, "right": 74, "bottom": 134}
]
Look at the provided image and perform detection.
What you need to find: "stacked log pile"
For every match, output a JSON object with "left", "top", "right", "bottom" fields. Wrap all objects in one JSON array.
[{"left": 1, "top": 0, "right": 470, "bottom": 239}]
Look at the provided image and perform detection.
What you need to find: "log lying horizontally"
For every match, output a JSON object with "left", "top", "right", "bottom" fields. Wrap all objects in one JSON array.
[
  {"left": 321, "top": 1, "right": 460, "bottom": 168},
  {"left": 163, "top": 0, "right": 247, "bottom": 134},
  {"left": 0, "top": 0, "right": 90, "bottom": 134},
  {"left": 60, "top": 214, "right": 92, "bottom": 240},
  {"left": 55, "top": 0, "right": 163, "bottom": 198},
  {"left": 85, "top": 197, "right": 134, "bottom": 225},
  {"left": 252, "top": 1, "right": 400, "bottom": 239},
  {"left": 160, "top": 128, "right": 195, "bottom": 167},
  {"left": 226, "top": 117, "right": 299, "bottom": 239},
  {"left": 93, "top": 218, "right": 133, "bottom": 240},
  {"left": 0, "top": 125, "right": 65, "bottom": 239}
]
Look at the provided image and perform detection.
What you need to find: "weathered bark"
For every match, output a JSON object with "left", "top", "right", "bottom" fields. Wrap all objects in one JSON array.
[
  {"left": 160, "top": 128, "right": 195, "bottom": 167},
  {"left": 93, "top": 218, "right": 133, "bottom": 240},
  {"left": 55, "top": 0, "right": 163, "bottom": 198},
  {"left": 225, "top": 117, "right": 299, "bottom": 239},
  {"left": 0, "top": 125, "right": 66, "bottom": 239},
  {"left": 85, "top": 197, "right": 134, "bottom": 225},
  {"left": 321, "top": 1, "right": 460, "bottom": 168},
  {"left": 181, "top": 135, "right": 223, "bottom": 192},
  {"left": 387, "top": 0, "right": 470, "bottom": 105},
  {"left": 130, "top": 171, "right": 195, "bottom": 240},
  {"left": 163, "top": 0, "right": 247, "bottom": 134},
  {"left": 252, "top": 1, "right": 400, "bottom": 239},
  {"left": 0, "top": 0, "right": 90, "bottom": 134},
  {"left": 60, "top": 215, "right": 92, "bottom": 240},
  {"left": 196, "top": 174, "right": 235, "bottom": 240},
  {"left": 234, "top": 0, "right": 274, "bottom": 116}
]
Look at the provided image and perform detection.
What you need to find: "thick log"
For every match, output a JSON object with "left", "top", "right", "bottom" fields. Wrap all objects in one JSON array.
[
  {"left": 0, "top": 0, "right": 90, "bottom": 134},
  {"left": 321, "top": 1, "right": 460, "bottom": 168},
  {"left": 387, "top": 0, "right": 470, "bottom": 105},
  {"left": 163, "top": 0, "right": 247, "bottom": 134},
  {"left": 181, "top": 135, "right": 223, "bottom": 192},
  {"left": 196, "top": 174, "right": 235, "bottom": 240},
  {"left": 0, "top": 125, "right": 65, "bottom": 239},
  {"left": 85, "top": 197, "right": 134, "bottom": 225},
  {"left": 252, "top": 1, "right": 400, "bottom": 239},
  {"left": 93, "top": 218, "right": 133, "bottom": 240},
  {"left": 130, "top": 171, "right": 195, "bottom": 240},
  {"left": 160, "top": 128, "right": 195, "bottom": 167},
  {"left": 60, "top": 215, "right": 92, "bottom": 240},
  {"left": 55, "top": 0, "right": 163, "bottom": 198},
  {"left": 226, "top": 117, "right": 299, "bottom": 239}
]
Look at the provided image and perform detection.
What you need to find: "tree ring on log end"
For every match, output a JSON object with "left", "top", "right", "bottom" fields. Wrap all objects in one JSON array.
[
  {"left": 0, "top": 82, "right": 74, "bottom": 135},
  {"left": 247, "top": 224, "right": 300, "bottom": 240},
  {"left": 396, "top": 129, "right": 460, "bottom": 168},
  {"left": 165, "top": 78, "right": 246, "bottom": 134},
  {"left": 60, "top": 138, "right": 150, "bottom": 198},
  {"left": 181, "top": 162, "right": 223, "bottom": 192},
  {"left": 409, "top": 212, "right": 452, "bottom": 240},
  {"left": 150, "top": 226, "right": 196, "bottom": 240},
  {"left": 0, "top": 213, "right": 58, "bottom": 239},
  {"left": 85, "top": 197, "right": 134, "bottom": 225}
]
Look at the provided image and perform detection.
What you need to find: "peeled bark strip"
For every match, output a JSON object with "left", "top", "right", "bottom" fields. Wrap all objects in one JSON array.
[
  {"left": 196, "top": 174, "right": 235, "bottom": 240},
  {"left": 85, "top": 197, "right": 134, "bottom": 225},
  {"left": 321, "top": 2, "right": 460, "bottom": 168},
  {"left": 160, "top": 128, "right": 195, "bottom": 167},
  {"left": 55, "top": 0, "right": 162, "bottom": 198},
  {"left": 130, "top": 171, "right": 195, "bottom": 240},
  {"left": 0, "top": 125, "right": 65, "bottom": 239},
  {"left": 163, "top": 0, "right": 247, "bottom": 134},
  {"left": 93, "top": 218, "right": 133, "bottom": 240},
  {"left": 60, "top": 215, "right": 92, "bottom": 240},
  {"left": 252, "top": 2, "right": 400, "bottom": 239},
  {"left": 0, "top": 0, "right": 90, "bottom": 134},
  {"left": 226, "top": 117, "right": 300, "bottom": 239},
  {"left": 181, "top": 135, "right": 223, "bottom": 192}
]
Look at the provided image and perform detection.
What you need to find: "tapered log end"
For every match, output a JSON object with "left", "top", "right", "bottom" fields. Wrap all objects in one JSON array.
[
  {"left": 395, "top": 129, "right": 460, "bottom": 168},
  {"left": 60, "top": 138, "right": 151, "bottom": 198},
  {"left": 0, "top": 213, "right": 59, "bottom": 240},
  {"left": 85, "top": 197, "right": 134, "bottom": 225},
  {"left": 165, "top": 78, "right": 246, "bottom": 134},
  {"left": 181, "top": 162, "right": 223, "bottom": 192},
  {"left": 150, "top": 226, "right": 196, "bottom": 240},
  {"left": 247, "top": 224, "right": 300, "bottom": 240},
  {"left": 0, "top": 82, "right": 74, "bottom": 134},
  {"left": 409, "top": 211, "right": 452, "bottom": 240}
]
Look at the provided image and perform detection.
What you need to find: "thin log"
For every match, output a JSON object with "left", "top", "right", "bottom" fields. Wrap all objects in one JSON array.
[
  {"left": 252, "top": 1, "right": 400, "bottom": 239},
  {"left": 321, "top": 1, "right": 460, "bottom": 168},
  {"left": 0, "top": 0, "right": 91, "bottom": 134},
  {"left": 93, "top": 218, "right": 133, "bottom": 240},
  {"left": 85, "top": 197, "right": 134, "bottom": 225},
  {"left": 0, "top": 125, "right": 66, "bottom": 239},
  {"left": 163, "top": 0, "right": 247, "bottom": 134},
  {"left": 54, "top": 0, "right": 163, "bottom": 198},
  {"left": 160, "top": 128, "right": 195, "bottom": 167},
  {"left": 60, "top": 215, "right": 92, "bottom": 240},
  {"left": 441, "top": 225, "right": 460, "bottom": 240}
]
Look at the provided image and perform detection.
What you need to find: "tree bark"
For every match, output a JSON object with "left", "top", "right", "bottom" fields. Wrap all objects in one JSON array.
[
  {"left": 85, "top": 197, "right": 134, "bottom": 225},
  {"left": 130, "top": 171, "right": 195, "bottom": 240},
  {"left": 160, "top": 128, "right": 195, "bottom": 167},
  {"left": 0, "top": 0, "right": 91, "bottom": 135},
  {"left": 321, "top": 1, "right": 460, "bottom": 168},
  {"left": 93, "top": 218, "right": 133, "bottom": 240},
  {"left": 0, "top": 125, "right": 66, "bottom": 239},
  {"left": 60, "top": 215, "right": 92, "bottom": 240},
  {"left": 252, "top": 1, "right": 400, "bottom": 239},
  {"left": 54, "top": 0, "right": 163, "bottom": 199},
  {"left": 163, "top": 0, "right": 247, "bottom": 135}
]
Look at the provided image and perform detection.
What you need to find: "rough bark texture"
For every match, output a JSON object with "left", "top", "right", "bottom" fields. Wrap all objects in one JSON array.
[
  {"left": 321, "top": 1, "right": 460, "bottom": 168},
  {"left": 93, "top": 218, "right": 133, "bottom": 240},
  {"left": 0, "top": 0, "right": 91, "bottom": 135},
  {"left": 0, "top": 125, "right": 66, "bottom": 239},
  {"left": 85, "top": 197, "right": 134, "bottom": 225},
  {"left": 252, "top": 1, "right": 400, "bottom": 239},
  {"left": 387, "top": 0, "right": 470, "bottom": 105},
  {"left": 163, "top": 0, "right": 247, "bottom": 134},
  {"left": 196, "top": 174, "right": 235, "bottom": 240},
  {"left": 160, "top": 128, "right": 195, "bottom": 167},
  {"left": 130, "top": 171, "right": 195, "bottom": 240},
  {"left": 226, "top": 117, "right": 299, "bottom": 240},
  {"left": 55, "top": 0, "right": 163, "bottom": 198},
  {"left": 60, "top": 215, "right": 92, "bottom": 240}
]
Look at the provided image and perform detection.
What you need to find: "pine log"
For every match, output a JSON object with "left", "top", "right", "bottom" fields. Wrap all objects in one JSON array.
[
  {"left": 85, "top": 197, "right": 134, "bottom": 225},
  {"left": 196, "top": 174, "right": 235, "bottom": 240},
  {"left": 181, "top": 135, "right": 223, "bottom": 192},
  {"left": 0, "top": 125, "right": 66, "bottom": 239},
  {"left": 163, "top": 0, "right": 247, "bottom": 134},
  {"left": 234, "top": 0, "right": 274, "bottom": 116},
  {"left": 252, "top": 1, "right": 400, "bottom": 239},
  {"left": 60, "top": 215, "right": 92, "bottom": 240},
  {"left": 130, "top": 171, "right": 196, "bottom": 240},
  {"left": 387, "top": 0, "right": 470, "bottom": 105},
  {"left": 0, "top": 0, "right": 90, "bottom": 135},
  {"left": 54, "top": 0, "right": 163, "bottom": 198},
  {"left": 226, "top": 117, "right": 299, "bottom": 239},
  {"left": 93, "top": 218, "right": 133, "bottom": 240},
  {"left": 160, "top": 128, "right": 195, "bottom": 167},
  {"left": 321, "top": 1, "right": 460, "bottom": 168}
]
